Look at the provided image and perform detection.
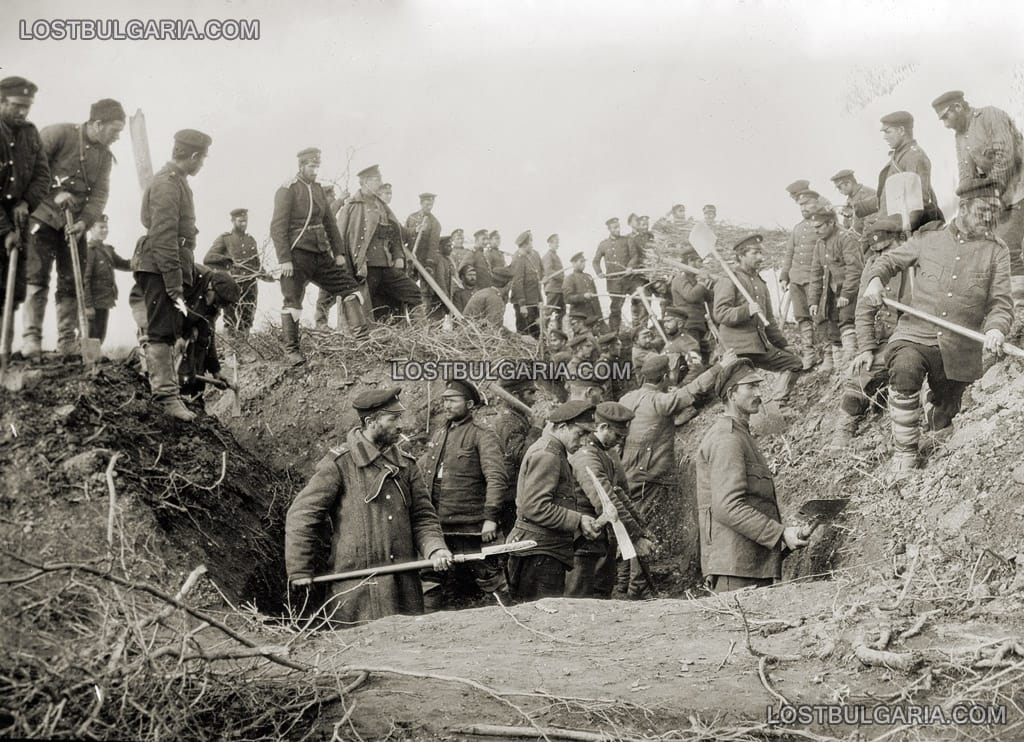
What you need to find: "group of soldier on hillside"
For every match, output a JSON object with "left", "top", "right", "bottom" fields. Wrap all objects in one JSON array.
[{"left": 2, "top": 74, "right": 1020, "bottom": 623}]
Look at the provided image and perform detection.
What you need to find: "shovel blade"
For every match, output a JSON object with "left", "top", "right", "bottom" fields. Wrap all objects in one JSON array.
[
  {"left": 688, "top": 222, "right": 718, "bottom": 259},
  {"left": 884, "top": 171, "right": 923, "bottom": 226},
  {"left": 798, "top": 498, "right": 849, "bottom": 522},
  {"left": 81, "top": 338, "right": 103, "bottom": 368}
]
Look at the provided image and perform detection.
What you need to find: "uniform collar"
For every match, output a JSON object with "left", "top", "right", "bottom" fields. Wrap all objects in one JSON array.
[
  {"left": 447, "top": 413, "right": 472, "bottom": 429},
  {"left": 346, "top": 428, "right": 399, "bottom": 468},
  {"left": 723, "top": 412, "right": 750, "bottom": 433}
]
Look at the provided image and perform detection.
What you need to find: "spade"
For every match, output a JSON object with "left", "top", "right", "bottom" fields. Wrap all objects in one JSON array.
[{"left": 797, "top": 497, "right": 849, "bottom": 539}]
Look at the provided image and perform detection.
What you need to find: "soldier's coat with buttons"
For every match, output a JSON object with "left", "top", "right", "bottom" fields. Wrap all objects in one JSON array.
[
  {"left": 270, "top": 175, "right": 344, "bottom": 264},
  {"left": 337, "top": 189, "right": 406, "bottom": 278},
  {"left": 697, "top": 415, "right": 786, "bottom": 580},
  {"left": 712, "top": 267, "right": 790, "bottom": 355},
  {"left": 0, "top": 119, "right": 49, "bottom": 234},
  {"left": 846, "top": 184, "right": 879, "bottom": 234},
  {"left": 562, "top": 269, "right": 602, "bottom": 322},
  {"left": 807, "top": 228, "right": 865, "bottom": 310},
  {"left": 284, "top": 427, "right": 447, "bottom": 624},
  {"left": 876, "top": 139, "right": 939, "bottom": 222},
  {"left": 509, "top": 244, "right": 544, "bottom": 307},
  {"left": 131, "top": 162, "right": 198, "bottom": 296},
  {"left": 854, "top": 242, "right": 906, "bottom": 353},
  {"left": 204, "top": 230, "right": 261, "bottom": 278},
  {"left": 619, "top": 381, "right": 703, "bottom": 485},
  {"left": 592, "top": 235, "right": 633, "bottom": 291},
  {"left": 420, "top": 414, "right": 507, "bottom": 533},
  {"left": 862, "top": 222, "right": 1013, "bottom": 382},
  {"left": 541, "top": 248, "right": 563, "bottom": 297},
  {"left": 32, "top": 123, "right": 113, "bottom": 231},
  {"left": 779, "top": 220, "right": 817, "bottom": 285}
]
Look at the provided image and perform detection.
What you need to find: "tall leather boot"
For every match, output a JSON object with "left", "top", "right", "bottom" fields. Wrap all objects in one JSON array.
[
  {"left": 798, "top": 320, "right": 817, "bottom": 370},
  {"left": 21, "top": 284, "right": 46, "bottom": 361},
  {"left": 889, "top": 390, "right": 921, "bottom": 473},
  {"left": 55, "top": 296, "right": 80, "bottom": 357},
  {"left": 342, "top": 294, "right": 369, "bottom": 338},
  {"left": 819, "top": 344, "right": 836, "bottom": 374},
  {"left": 146, "top": 342, "right": 196, "bottom": 421},
  {"left": 770, "top": 369, "right": 799, "bottom": 403},
  {"left": 840, "top": 327, "right": 858, "bottom": 376},
  {"left": 281, "top": 313, "right": 306, "bottom": 366}
]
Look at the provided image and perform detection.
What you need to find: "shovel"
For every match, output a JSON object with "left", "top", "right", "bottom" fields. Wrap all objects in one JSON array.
[
  {"left": 797, "top": 497, "right": 849, "bottom": 539},
  {"left": 54, "top": 193, "right": 102, "bottom": 369},
  {"left": 1, "top": 228, "right": 24, "bottom": 391},
  {"left": 885, "top": 170, "right": 922, "bottom": 293},
  {"left": 689, "top": 222, "right": 771, "bottom": 326}
]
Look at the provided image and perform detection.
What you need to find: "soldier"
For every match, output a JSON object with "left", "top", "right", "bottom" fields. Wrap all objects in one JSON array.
[
  {"left": 23, "top": 98, "right": 124, "bottom": 360},
  {"left": 568, "top": 376, "right": 605, "bottom": 405},
  {"left": 548, "top": 328, "right": 569, "bottom": 361},
  {"left": 630, "top": 325, "right": 659, "bottom": 370},
  {"left": 713, "top": 234, "right": 804, "bottom": 405},
  {"left": 830, "top": 170, "right": 878, "bottom": 235},
  {"left": 593, "top": 217, "right": 635, "bottom": 333},
  {"left": 491, "top": 374, "right": 542, "bottom": 535},
  {"left": 452, "top": 262, "right": 477, "bottom": 313},
  {"left": 449, "top": 227, "right": 470, "bottom": 271},
  {"left": 629, "top": 216, "right": 653, "bottom": 324},
  {"left": 419, "top": 380, "right": 510, "bottom": 610},
  {"left": 566, "top": 332, "right": 597, "bottom": 376},
  {"left": 0, "top": 76, "right": 49, "bottom": 357},
  {"left": 876, "top": 111, "right": 942, "bottom": 230},
  {"left": 406, "top": 192, "right": 443, "bottom": 316},
  {"left": 932, "top": 90, "right": 1024, "bottom": 339},
  {"left": 696, "top": 360, "right": 809, "bottom": 593},
  {"left": 82, "top": 214, "right": 131, "bottom": 343},
  {"left": 702, "top": 204, "right": 718, "bottom": 226},
  {"left": 285, "top": 388, "right": 453, "bottom": 624},
  {"left": 464, "top": 265, "right": 511, "bottom": 329},
  {"left": 861, "top": 177, "right": 1013, "bottom": 472},
  {"left": 469, "top": 229, "right": 493, "bottom": 289},
  {"left": 806, "top": 205, "right": 865, "bottom": 374},
  {"left": 337, "top": 164, "right": 420, "bottom": 323},
  {"left": 669, "top": 249, "right": 714, "bottom": 363},
  {"left": 177, "top": 266, "right": 240, "bottom": 407},
  {"left": 272, "top": 148, "right": 365, "bottom": 366},
  {"left": 618, "top": 352, "right": 733, "bottom": 598},
  {"left": 780, "top": 188, "right": 824, "bottom": 369},
  {"left": 662, "top": 306, "right": 704, "bottom": 384},
  {"left": 486, "top": 230, "right": 506, "bottom": 275},
  {"left": 541, "top": 233, "right": 564, "bottom": 328},
  {"left": 379, "top": 182, "right": 393, "bottom": 204},
  {"left": 505, "top": 400, "right": 603, "bottom": 602},
  {"left": 563, "top": 252, "right": 603, "bottom": 328},
  {"left": 509, "top": 230, "right": 543, "bottom": 337},
  {"left": 833, "top": 215, "right": 906, "bottom": 447},
  {"left": 130, "top": 128, "right": 212, "bottom": 422},
  {"left": 785, "top": 179, "right": 810, "bottom": 203},
  {"left": 595, "top": 330, "right": 626, "bottom": 399},
  {"left": 425, "top": 234, "right": 454, "bottom": 321},
  {"left": 204, "top": 207, "right": 265, "bottom": 339},
  {"left": 566, "top": 402, "right": 654, "bottom": 598}
]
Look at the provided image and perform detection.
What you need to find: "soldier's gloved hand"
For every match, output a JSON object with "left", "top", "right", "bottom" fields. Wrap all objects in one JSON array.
[
  {"left": 279, "top": 261, "right": 294, "bottom": 278},
  {"left": 634, "top": 537, "right": 655, "bottom": 559},
  {"left": 984, "top": 328, "right": 1005, "bottom": 355},
  {"left": 852, "top": 350, "right": 873, "bottom": 375},
  {"left": 13, "top": 201, "right": 29, "bottom": 229},
  {"left": 861, "top": 277, "right": 885, "bottom": 306},
  {"left": 3, "top": 231, "right": 19, "bottom": 254},
  {"left": 837, "top": 297, "right": 850, "bottom": 309},
  {"left": 481, "top": 519, "right": 499, "bottom": 543},
  {"left": 429, "top": 548, "right": 454, "bottom": 571}
]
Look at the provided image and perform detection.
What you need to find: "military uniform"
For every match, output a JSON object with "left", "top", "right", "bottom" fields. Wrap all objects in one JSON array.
[
  {"left": 464, "top": 265, "right": 510, "bottom": 328},
  {"left": 468, "top": 246, "right": 494, "bottom": 290},
  {"left": 406, "top": 202, "right": 443, "bottom": 314},
  {"left": 285, "top": 401, "right": 447, "bottom": 624},
  {"left": 593, "top": 232, "right": 633, "bottom": 332},
  {"left": 670, "top": 270, "right": 712, "bottom": 341},
  {"left": 876, "top": 118, "right": 942, "bottom": 231},
  {"left": 509, "top": 233, "right": 543, "bottom": 337},
  {"left": 541, "top": 243, "right": 564, "bottom": 319},
  {"left": 419, "top": 382, "right": 508, "bottom": 608},
  {"left": 845, "top": 183, "right": 879, "bottom": 235},
  {"left": 83, "top": 233, "right": 131, "bottom": 342},
  {"left": 178, "top": 266, "right": 239, "bottom": 402},
  {"left": 490, "top": 384, "right": 542, "bottom": 534},
  {"left": 807, "top": 214, "right": 865, "bottom": 359},
  {"left": 779, "top": 218, "right": 818, "bottom": 326},
  {"left": 204, "top": 216, "right": 262, "bottom": 336},
  {"left": 0, "top": 78, "right": 49, "bottom": 323},
  {"left": 25, "top": 111, "right": 120, "bottom": 356},
  {"left": 562, "top": 266, "right": 603, "bottom": 326}
]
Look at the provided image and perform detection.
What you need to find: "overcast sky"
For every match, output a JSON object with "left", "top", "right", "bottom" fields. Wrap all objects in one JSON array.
[{"left": 5, "top": 0, "right": 1024, "bottom": 349}]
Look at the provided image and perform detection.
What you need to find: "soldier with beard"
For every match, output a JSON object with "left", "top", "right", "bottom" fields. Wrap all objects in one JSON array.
[{"left": 593, "top": 217, "right": 633, "bottom": 333}]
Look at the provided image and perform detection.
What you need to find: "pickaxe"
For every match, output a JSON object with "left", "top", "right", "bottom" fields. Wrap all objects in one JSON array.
[{"left": 53, "top": 192, "right": 102, "bottom": 368}]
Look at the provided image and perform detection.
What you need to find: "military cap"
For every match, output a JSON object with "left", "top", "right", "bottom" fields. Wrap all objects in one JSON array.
[
  {"left": 956, "top": 176, "right": 1001, "bottom": 200},
  {"left": 547, "top": 233, "right": 558, "bottom": 243},
  {"left": 733, "top": 234, "right": 764, "bottom": 254},
  {"left": 89, "top": 98, "right": 125, "bottom": 122},
  {"left": 419, "top": 192, "right": 437, "bottom": 200},
  {"left": 547, "top": 400, "right": 596, "bottom": 428},
  {"left": 98, "top": 214, "right": 109, "bottom": 223},
  {"left": 451, "top": 227, "right": 464, "bottom": 236},
  {"left": 663, "top": 306, "right": 688, "bottom": 319},
  {"left": 702, "top": 204, "right": 716, "bottom": 211},
  {"left": 785, "top": 180, "right": 810, "bottom": 195},
  {"left": 356, "top": 164, "right": 381, "bottom": 179},
  {"left": 500, "top": 374, "right": 538, "bottom": 394},
  {"left": 570, "top": 251, "right": 586, "bottom": 262},
  {"left": 174, "top": 129, "right": 212, "bottom": 152},
  {"left": 352, "top": 387, "right": 406, "bottom": 415},
  {"left": 491, "top": 267, "right": 513, "bottom": 285},
  {"left": 594, "top": 401, "right": 635, "bottom": 430},
  {"left": 442, "top": 378, "right": 483, "bottom": 405},
  {"left": 457, "top": 261, "right": 477, "bottom": 278},
  {"left": 473, "top": 229, "right": 488, "bottom": 238},
  {"left": 569, "top": 333, "right": 595, "bottom": 349},
  {"left": 297, "top": 147, "right": 321, "bottom": 164},
  {"left": 880, "top": 111, "right": 913, "bottom": 129},
  {"left": 596, "top": 331, "right": 618, "bottom": 346},
  {"left": 641, "top": 354, "right": 670, "bottom": 377},
  {"left": 715, "top": 358, "right": 763, "bottom": 402},
  {"left": 488, "top": 230, "right": 500, "bottom": 238},
  {"left": 807, "top": 206, "right": 837, "bottom": 225},
  {"left": 549, "top": 328, "right": 568, "bottom": 341},
  {"left": 796, "top": 189, "right": 821, "bottom": 203},
  {"left": 830, "top": 169, "right": 854, "bottom": 182},
  {"left": 605, "top": 217, "right": 619, "bottom": 227},
  {"left": 0, "top": 76, "right": 38, "bottom": 99},
  {"left": 672, "top": 203, "right": 686, "bottom": 211},
  {"left": 863, "top": 214, "right": 904, "bottom": 246},
  {"left": 931, "top": 90, "right": 965, "bottom": 117},
  {"left": 568, "top": 309, "right": 590, "bottom": 320},
  {"left": 230, "top": 208, "right": 248, "bottom": 218},
  {"left": 515, "top": 230, "right": 532, "bottom": 247},
  {"left": 207, "top": 269, "right": 241, "bottom": 305}
]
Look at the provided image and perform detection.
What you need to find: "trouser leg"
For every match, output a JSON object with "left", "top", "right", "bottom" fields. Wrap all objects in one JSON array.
[
  {"left": 563, "top": 553, "right": 599, "bottom": 598},
  {"left": 88, "top": 308, "right": 109, "bottom": 341},
  {"left": 506, "top": 554, "right": 566, "bottom": 603}
]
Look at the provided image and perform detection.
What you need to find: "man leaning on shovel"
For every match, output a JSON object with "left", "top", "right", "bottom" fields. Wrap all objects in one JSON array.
[{"left": 861, "top": 176, "right": 1013, "bottom": 474}]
